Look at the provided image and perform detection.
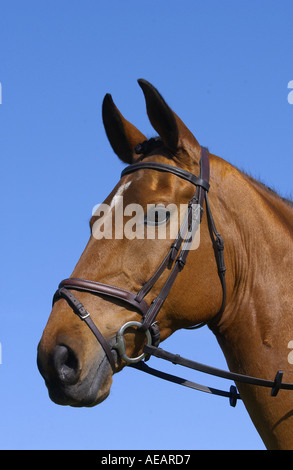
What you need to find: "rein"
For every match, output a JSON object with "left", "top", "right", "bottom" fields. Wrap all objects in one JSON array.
[{"left": 52, "top": 145, "right": 292, "bottom": 407}]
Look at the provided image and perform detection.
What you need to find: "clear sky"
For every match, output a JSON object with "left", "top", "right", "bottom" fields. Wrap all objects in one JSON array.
[{"left": 0, "top": 0, "right": 293, "bottom": 450}]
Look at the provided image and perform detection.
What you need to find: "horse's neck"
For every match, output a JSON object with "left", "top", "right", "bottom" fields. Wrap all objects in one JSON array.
[
  {"left": 208, "top": 155, "right": 293, "bottom": 449},
  {"left": 211, "top": 156, "right": 293, "bottom": 351}
]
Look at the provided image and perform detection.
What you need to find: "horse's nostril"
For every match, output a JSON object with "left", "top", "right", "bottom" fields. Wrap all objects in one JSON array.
[{"left": 53, "top": 344, "right": 80, "bottom": 385}]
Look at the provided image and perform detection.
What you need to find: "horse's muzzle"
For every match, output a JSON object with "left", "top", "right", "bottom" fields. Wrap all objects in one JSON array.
[{"left": 37, "top": 341, "right": 114, "bottom": 407}]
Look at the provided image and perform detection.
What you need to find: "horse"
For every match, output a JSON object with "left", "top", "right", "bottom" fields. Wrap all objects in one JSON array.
[{"left": 37, "top": 79, "right": 293, "bottom": 450}]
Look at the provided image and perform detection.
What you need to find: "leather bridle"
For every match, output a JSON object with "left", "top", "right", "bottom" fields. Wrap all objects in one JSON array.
[
  {"left": 52, "top": 145, "right": 292, "bottom": 406},
  {"left": 53, "top": 147, "right": 223, "bottom": 365}
]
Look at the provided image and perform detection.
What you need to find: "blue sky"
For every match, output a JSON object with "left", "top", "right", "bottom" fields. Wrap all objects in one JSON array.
[{"left": 0, "top": 1, "right": 293, "bottom": 450}]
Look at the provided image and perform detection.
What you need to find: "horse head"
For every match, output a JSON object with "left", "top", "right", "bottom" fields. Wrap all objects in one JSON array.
[{"left": 37, "top": 80, "right": 224, "bottom": 407}]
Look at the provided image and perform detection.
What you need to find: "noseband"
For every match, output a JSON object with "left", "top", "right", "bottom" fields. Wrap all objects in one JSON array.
[{"left": 53, "top": 145, "right": 292, "bottom": 406}]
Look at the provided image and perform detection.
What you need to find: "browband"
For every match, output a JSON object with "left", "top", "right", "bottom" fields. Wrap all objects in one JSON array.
[{"left": 121, "top": 161, "right": 210, "bottom": 192}]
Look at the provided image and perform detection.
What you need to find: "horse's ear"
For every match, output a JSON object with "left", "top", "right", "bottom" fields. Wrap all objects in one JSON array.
[
  {"left": 102, "top": 94, "right": 146, "bottom": 164},
  {"left": 138, "top": 79, "right": 201, "bottom": 162}
]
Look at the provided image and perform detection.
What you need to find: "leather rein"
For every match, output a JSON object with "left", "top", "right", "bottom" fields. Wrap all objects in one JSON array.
[{"left": 53, "top": 146, "right": 293, "bottom": 406}]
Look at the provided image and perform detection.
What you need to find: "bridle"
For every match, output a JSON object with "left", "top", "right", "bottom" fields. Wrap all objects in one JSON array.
[
  {"left": 53, "top": 147, "right": 219, "bottom": 363},
  {"left": 53, "top": 144, "right": 293, "bottom": 406}
]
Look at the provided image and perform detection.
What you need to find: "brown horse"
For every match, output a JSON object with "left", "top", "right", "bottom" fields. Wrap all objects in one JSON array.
[{"left": 37, "top": 80, "right": 293, "bottom": 450}]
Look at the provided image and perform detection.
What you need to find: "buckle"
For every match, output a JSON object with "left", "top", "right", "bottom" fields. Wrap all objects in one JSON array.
[
  {"left": 80, "top": 311, "right": 90, "bottom": 320},
  {"left": 216, "top": 234, "right": 224, "bottom": 250},
  {"left": 170, "top": 243, "right": 179, "bottom": 261},
  {"left": 177, "top": 254, "right": 186, "bottom": 271}
]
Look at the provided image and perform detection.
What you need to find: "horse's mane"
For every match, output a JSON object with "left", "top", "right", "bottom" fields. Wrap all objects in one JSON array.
[
  {"left": 242, "top": 171, "right": 293, "bottom": 209},
  {"left": 212, "top": 147, "right": 293, "bottom": 210}
]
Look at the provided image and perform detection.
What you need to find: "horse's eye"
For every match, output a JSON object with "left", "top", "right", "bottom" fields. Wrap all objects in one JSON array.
[{"left": 144, "top": 205, "right": 171, "bottom": 226}]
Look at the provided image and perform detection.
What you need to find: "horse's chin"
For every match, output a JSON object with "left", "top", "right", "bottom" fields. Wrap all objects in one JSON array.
[
  {"left": 65, "top": 387, "right": 111, "bottom": 408},
  {"left": 46, "top": 353, "right": 114, "bottom": 408}
]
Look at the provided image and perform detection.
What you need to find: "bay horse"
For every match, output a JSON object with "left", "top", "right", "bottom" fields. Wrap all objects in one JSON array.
[{"left": 37, "top": 80, "right": 293, "bottom": 450}]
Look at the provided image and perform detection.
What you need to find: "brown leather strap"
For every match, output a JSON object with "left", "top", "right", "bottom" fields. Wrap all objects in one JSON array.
[
  {"left": 121, "top": 161, "right": 210, "bottom": 191},
  {"left": 205, "top": 193, "right": 227, "bottom": 315},
  {"left": 141, "top": 345, "right": 292, "bottom": 400},
  {"left": 198, "top": 146, "right": 210, "bottom": 211},
  {"left": 137, "top": 148, "right": 211, "bottom": 331},
  {"left": 58, "top": 278, "right": 150, "bottom": 316},
  {"left": 54, "top": 287, "right": 116, "bottom": 370}
]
